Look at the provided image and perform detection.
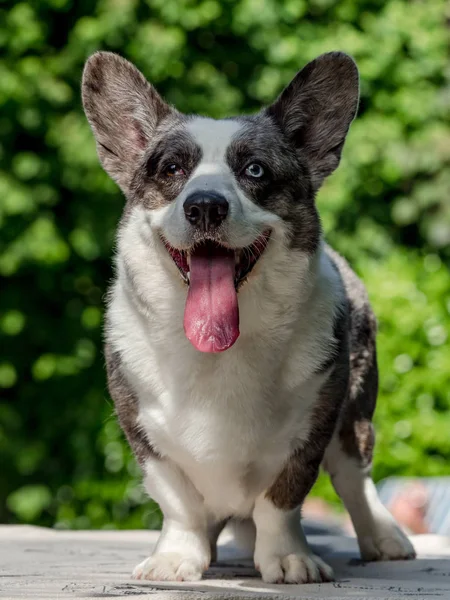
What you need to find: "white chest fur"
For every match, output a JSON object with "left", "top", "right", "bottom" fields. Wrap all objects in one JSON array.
[{"left": 107, "top": 210, "right": 343, "bottom": 517}]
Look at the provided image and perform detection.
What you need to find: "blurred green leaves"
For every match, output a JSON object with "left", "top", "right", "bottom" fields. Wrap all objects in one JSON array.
[
  {"left": 7, "top": 485, "right": 52, "bottom": 522},
  {"left": 0, "top": 0, "right": 449, "bottom": 525}
]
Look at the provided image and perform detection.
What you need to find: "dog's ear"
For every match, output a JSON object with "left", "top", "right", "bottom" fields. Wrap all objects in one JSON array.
[
  {"left": 266, "top": 52, "right": 359, "bottom": 190},
  {"left": 82, "top": 52, "right": 172, "bottom": 189}
]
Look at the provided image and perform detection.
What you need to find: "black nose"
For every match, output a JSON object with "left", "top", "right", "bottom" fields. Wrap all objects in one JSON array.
[{"left": 183, "top": 192, "right": 229, "bottom": 231}]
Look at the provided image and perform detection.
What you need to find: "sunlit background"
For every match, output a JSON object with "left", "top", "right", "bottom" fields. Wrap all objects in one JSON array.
[{"left": 1, "top": 0, "right": 449, "bottom": 529}]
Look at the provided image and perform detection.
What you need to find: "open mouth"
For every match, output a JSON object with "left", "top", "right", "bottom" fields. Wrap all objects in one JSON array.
[
  {"left": 162, "top": 231, "right": 271, "bottom": 289},
  {"left": 162, "top": 232, "right": 271, "bottom": 354}
]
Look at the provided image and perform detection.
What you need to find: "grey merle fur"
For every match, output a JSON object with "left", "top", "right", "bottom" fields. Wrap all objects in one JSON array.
[{"left": 104, "top": 344, "right": 157, "bottom": 465}]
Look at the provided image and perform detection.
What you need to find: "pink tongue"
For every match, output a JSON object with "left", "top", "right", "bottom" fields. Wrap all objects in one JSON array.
[{"left": 184, "top": 244, "right": 239, "bottom": 353}]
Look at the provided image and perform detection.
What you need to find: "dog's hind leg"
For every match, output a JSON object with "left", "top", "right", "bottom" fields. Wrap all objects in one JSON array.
[
  {"left": 225, "top": 518, "right": 256, "bottom": 557},
  {"left": 208, "top": 519, "right": 228, "bottom": 563},
  {"left": 323, "top": 353, "right": 416, "bottom": 561}
]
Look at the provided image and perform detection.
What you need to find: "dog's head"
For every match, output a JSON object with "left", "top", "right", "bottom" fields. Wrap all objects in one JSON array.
[{"left": 82, "top": 52, "right": 359, "bottom": 353}]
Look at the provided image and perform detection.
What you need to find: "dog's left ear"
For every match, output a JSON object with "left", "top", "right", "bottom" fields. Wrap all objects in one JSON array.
[{"left": 266, "top": 52, "right": 359, "bottom": 190}]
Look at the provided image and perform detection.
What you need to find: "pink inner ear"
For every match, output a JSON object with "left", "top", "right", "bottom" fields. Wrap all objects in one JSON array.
[{"left": 132, "top": 118, "right": 148, "bottom": 150}]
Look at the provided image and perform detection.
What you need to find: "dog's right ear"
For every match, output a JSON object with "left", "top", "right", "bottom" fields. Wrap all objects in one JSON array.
[{"left": 82, "top": 52, "right": 171, "bottom": 190}]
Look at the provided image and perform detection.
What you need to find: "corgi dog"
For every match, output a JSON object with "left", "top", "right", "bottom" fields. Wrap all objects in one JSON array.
[{"left": 82, "top": 51, "right": 415, "bottom": 584}]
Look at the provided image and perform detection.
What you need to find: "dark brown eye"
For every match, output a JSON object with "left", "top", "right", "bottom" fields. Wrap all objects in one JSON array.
[{"left": 165, "top": 164, "right": 185, "bottom": 177}]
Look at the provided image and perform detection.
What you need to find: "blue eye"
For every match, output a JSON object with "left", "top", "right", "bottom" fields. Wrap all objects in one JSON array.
[{"left": 245, "top": 163, "right": 264, "bottom": 178}]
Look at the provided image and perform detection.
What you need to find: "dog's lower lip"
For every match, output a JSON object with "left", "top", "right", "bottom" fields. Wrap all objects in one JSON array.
[{"left": 162, "top": 232, "right": 271, "bottom": 288}]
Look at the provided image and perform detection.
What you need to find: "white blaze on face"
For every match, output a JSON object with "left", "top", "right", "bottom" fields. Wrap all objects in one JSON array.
[
  {"left": 185, "top": 117, "right": 243, "bottom": 178},
  {"left": 178, "top": 119, "right": 244, "bottom": 354}
]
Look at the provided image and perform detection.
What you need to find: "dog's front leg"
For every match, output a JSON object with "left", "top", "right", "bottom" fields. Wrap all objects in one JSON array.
[
  {"left": 133, "top": 456, "right": 211, "bottom": 582},
  {"left": 253, "top": 363, "right": 347, "bottom": 584},
  {"left": 253, "top": 457, "right": 334, "bottom": 585}
]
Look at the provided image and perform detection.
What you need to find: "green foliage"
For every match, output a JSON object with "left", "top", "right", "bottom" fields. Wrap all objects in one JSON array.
[{"left": 1, "top": 0, "right": 449, "bottom": 526}]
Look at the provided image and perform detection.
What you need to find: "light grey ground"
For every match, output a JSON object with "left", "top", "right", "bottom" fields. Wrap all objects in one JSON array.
[{"left": 1, "top": 524, "right": 450, "bottom": 600}]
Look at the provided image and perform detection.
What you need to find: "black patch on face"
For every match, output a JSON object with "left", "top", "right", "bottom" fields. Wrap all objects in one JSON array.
[
  {"left": 145, "top": 128, "right": 202, "bottom": 180},
  {"left": 128, "top": 122, "right": 202, "bottom": 209},
  {"left": 226, "top": 115, "right": 321, "bottom": 253}
]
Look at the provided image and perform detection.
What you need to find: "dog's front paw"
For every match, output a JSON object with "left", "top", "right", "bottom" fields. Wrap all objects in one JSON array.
[
  {"left": 359, "top": 519, "right": 416, "bottom": 562},
  {"left": 256, "top": 552, "right": 334, "bottom": 584},
  {"left": 132, "top": 552, "right": 207, "bottom": 582}
]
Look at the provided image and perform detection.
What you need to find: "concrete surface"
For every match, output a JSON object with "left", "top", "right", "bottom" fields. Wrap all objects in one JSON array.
[{"left": 1, "top": 524, "right": 450, "bottom": 599}]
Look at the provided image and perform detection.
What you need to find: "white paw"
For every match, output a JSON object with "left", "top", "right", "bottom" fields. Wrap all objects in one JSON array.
[
  {"left": 359, "top": 520, "right": 416, "bottom": 562},
  {"left": 256, "top": 552, "right": 334, "bottom": 584},
  {"left": 132, "top": 552, "right": 207, "bottom": 581}
]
